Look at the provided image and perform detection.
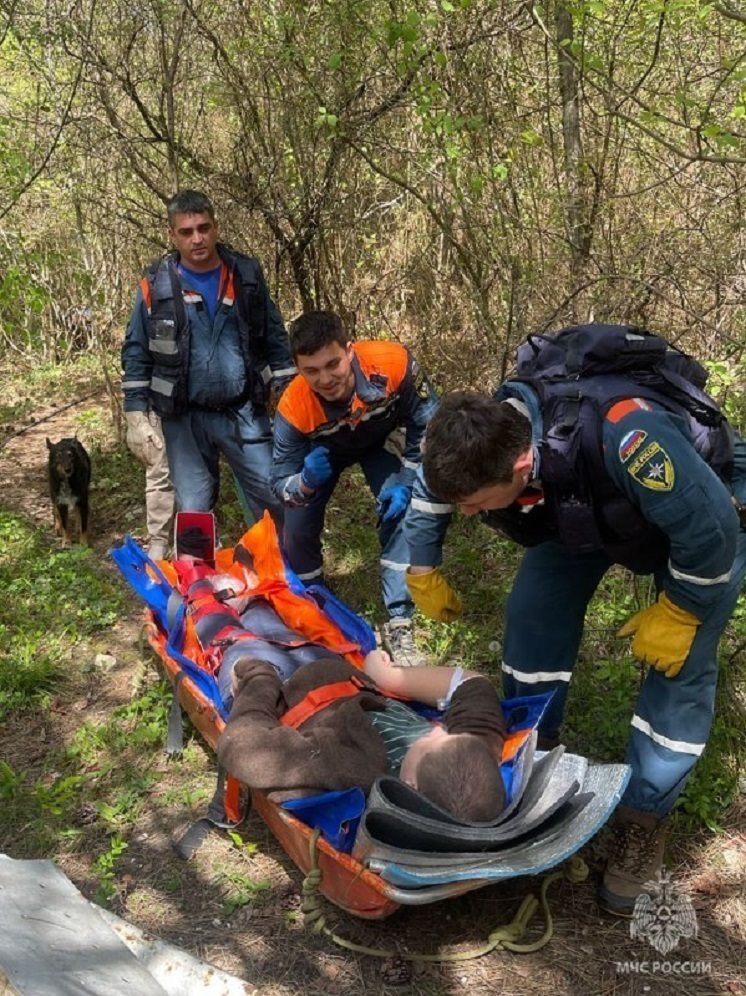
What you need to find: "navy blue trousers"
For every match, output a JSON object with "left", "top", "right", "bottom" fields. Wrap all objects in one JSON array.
[
  {"left": 282, "top": 445, "right": 413, "bottom": 619},
  {"left": 501, "top": 523, "right": 746, "bottom": 816}
]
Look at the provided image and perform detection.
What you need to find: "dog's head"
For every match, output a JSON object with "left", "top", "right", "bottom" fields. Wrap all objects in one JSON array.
[{"left": 47, "top": 437, "right": 80, "bottom": 479}]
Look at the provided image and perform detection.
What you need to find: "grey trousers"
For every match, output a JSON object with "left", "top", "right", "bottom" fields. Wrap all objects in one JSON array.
[{"left": 144, "top": 415, "right": 175, "bottom": 549}]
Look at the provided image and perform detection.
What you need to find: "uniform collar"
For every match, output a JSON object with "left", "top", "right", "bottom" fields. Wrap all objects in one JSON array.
[
  {"left": 496, "top": 381, "right": 543, "bottom": 480},
  {"left": 350, "top": 347, "right": 387, "bottom": 402},
  {"left": 320, "top": 347, "right": 386, "bottom": 415}
]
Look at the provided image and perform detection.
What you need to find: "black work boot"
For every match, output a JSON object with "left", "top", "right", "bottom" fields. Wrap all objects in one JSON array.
[
  {"left": 598, "top": 805, "right": 668, "bottom": 917},
  {"left": 381, "top": 618, "right": 429, "bottom": 668}
]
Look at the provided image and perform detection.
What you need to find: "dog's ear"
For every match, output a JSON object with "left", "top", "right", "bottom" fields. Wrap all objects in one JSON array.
[{"left": 46, "top": 438, "right": 53, "bottom": 451}]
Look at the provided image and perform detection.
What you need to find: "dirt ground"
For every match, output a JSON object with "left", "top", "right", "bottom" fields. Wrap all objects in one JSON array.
[{"left": 1, "top": 392, "right": 744, "bottom": 996}]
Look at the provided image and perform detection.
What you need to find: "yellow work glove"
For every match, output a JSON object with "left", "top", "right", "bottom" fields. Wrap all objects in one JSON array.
[
  {"left": 125, "top": 411, "right": 164, "bottom": 467},
  {"left": 617, "top": 591, "right": 700, "bottom": 678},
  {"left": 406, "top": 568, "right": 463, "bottom": 622}
]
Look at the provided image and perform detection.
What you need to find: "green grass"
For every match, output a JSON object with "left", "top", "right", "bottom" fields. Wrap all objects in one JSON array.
[
  {"left": 0, "top": 511, "right": 128, "bottom": 719},
  {"left": 0, "top": 355, "right": 107, "bottom": 436}
]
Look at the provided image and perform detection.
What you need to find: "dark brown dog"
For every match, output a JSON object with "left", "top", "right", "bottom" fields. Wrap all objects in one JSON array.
[{"left": 46, "top": 436, "right": 91, "bottom": 545}]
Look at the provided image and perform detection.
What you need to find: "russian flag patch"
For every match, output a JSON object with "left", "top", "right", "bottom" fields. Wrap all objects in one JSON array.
[{"left": 619, "top": 429, "right": 647, "bottom": 463}]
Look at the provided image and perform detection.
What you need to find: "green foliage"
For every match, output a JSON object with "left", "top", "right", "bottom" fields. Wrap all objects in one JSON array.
[
  {"left": 704, "top": 358, "right": 746, "bottom": 430},
  {"left": 0, "top": 511, "right": 127, "bottom": 719},
  {"left": 93, "top": 835, "right": 129, "bottom": 905},
  {"left": 66, "top": 682, "right": 172, "bottom": 766},
  {"left": 215, "top": 863, "right": 271, "bottom": 915},
  {"left": 0, "top": 675, "right": 175, "bottom": 856},
  {"left": 227, "top": 830, "right": 260, "bottom": 856},
  {"left": 0, "top": 760, "right": 26, "bottom": 802},
  {"left": 675, "top": 718, "right": 739, "bottom": 832},
  {"left": 94, "top": 771, "right": 159, "bottom": 829},
  {"left": 159, "top": 782, "right": 210, "bottom": 808},
  {"left": 35, "top": 773, "right": 86, "bottom": 817}
]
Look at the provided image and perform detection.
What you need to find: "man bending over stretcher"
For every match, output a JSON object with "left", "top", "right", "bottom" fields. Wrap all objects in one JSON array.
[{"left": 181, "top": 571, "right": 508, "bottom": 822}]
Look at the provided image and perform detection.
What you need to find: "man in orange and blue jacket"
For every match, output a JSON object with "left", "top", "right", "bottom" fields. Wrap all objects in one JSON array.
[{"left": 271, "top": 311, "right": 439, "bottom": 666}]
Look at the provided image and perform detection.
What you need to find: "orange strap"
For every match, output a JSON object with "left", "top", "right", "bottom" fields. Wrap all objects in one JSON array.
[
  {"left": 280, "top": 674, "right": 533, "bottom": 763},
  {"left": 280, "top": 677, "right": 368, "bottom": 729},
  {"left": 224, "top": 774, "right": 244, "bottom": 824},
  {"left": 501, "top": 727, "right": 533, "bottom": 762}
]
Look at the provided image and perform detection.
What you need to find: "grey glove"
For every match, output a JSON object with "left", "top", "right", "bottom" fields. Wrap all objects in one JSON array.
[{"left": 125, "top": 411, "right": 164, "bottom": 466}]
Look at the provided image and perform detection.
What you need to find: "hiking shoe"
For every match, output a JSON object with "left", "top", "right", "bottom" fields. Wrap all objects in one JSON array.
[
  {"left": 380, "top": 618, "right": 429, "bottom": 668},
  {"left": 598, "top": 806, "right": 668, "bottom": 917}
]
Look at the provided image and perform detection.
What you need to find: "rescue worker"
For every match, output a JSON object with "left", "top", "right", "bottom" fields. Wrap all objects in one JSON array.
[
  {"left": 404, "top": 377, "right": 746, "bottom": 915},
  {"left": 271, "top": 311, "right": 439, "bottom": 666},
  {"left": 122, "top": 189, "right": 295, "bottom": 527}
]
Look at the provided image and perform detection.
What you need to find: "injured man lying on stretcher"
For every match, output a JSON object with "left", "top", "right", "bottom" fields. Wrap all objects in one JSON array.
[{"left": 179, "top": 569, "right": 508, "bottom": 823}]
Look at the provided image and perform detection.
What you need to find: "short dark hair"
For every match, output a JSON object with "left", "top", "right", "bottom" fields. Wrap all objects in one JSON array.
[
  {"left": 415, "top": 734, "right": 506, "bottom": 822},
  {"left": 422, "top": 391, "right": 532, "bottom": 501},
  {"left": 289, "top": 311, "right": 349, "bottom": 358},
  {"left": 166, "top": 190, "right": 215, "bottom": 225}
]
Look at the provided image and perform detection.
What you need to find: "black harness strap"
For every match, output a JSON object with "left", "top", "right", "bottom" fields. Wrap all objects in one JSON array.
[
  {"left": 166, "top": 671, "right": 186, "bottom": 756},
  {"left": 173, "top": 764, "right": 249, "bottom": 860}
]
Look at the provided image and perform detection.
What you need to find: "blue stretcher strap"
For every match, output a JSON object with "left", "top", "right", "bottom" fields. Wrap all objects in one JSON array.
[
  {"left": 165, "top": 601, "right": 228, "bottom": 717},
  {"left": 280, "top": 557, "right": 376, "bottom": 656},
  {"left": 109, "top": 536, "right": 173, "bottom": 630},
  {"left": 110, "top": 538, "right": 229, "bottom": 716},
  {"left": 502, "top": 691, "right": 555, "bottom": 733}
]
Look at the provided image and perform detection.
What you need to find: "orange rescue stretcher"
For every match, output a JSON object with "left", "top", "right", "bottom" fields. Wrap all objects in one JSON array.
[{"left": 112, "top": 514, "right": 628, "bottom": 920}]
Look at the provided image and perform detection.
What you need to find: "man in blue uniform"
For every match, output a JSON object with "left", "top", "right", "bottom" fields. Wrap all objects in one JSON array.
[
  {"left": 122, "top": 190, "right": 295, "bottom": 527},
  {"left": 404, "top": 364, "right": 746, "bottom": 914},
  {"left": 271, "top": 311, "right": 439, "bottom": 666}
]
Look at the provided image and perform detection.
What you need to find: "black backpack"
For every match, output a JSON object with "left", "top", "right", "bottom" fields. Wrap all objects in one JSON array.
[
  {"left": 480, "top": 323, "right": 736, "bottom": 568},
  {"left": 514, "top": 323, "right": 734, "bottom": 486}
]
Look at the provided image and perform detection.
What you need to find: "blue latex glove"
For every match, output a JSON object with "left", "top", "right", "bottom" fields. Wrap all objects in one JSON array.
[
  {"left": 377, "top": 484, "right": 412, "bottom": 523},
  {"left": 301, "top": 446, "right": 333, "bottom": 490}
]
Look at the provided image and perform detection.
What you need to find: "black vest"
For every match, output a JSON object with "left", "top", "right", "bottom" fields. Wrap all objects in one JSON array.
[{"left": 143, "top": 244, "right": 269, "bottom": 416}]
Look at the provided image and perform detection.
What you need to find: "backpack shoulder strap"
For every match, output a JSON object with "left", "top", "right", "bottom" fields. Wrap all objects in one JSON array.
[
  {"left": 216, "top": 244, "right": 265, "bottom": 345},
  {"left": 216, "top": 244, "right": 259, "bottom": 285}
]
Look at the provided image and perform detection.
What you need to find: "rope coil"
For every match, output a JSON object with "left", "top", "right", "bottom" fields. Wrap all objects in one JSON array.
[{"left": 300, "top": 829, "right": 590, "bottom": 961}]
